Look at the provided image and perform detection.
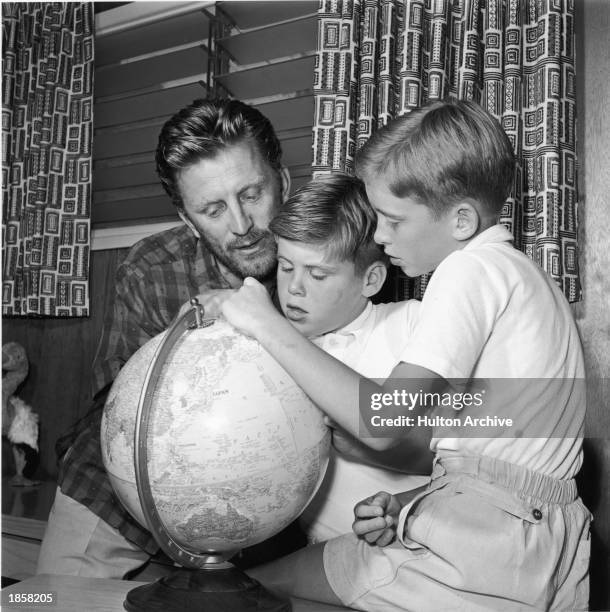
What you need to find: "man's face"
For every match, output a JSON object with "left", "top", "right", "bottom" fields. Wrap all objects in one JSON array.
[
  {"left": 365, "top": 178, "right": 457, "bottom": 277},
  {"left": 177, "top": 141, "right": 289, "bottom": 280},
  {"left": 276, "top": 238, "right": 369, "bottom": 338}
]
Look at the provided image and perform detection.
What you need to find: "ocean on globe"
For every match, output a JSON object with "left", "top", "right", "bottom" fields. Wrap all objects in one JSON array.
[{"left": 101, "top": 317, "right": 330, "bottom": 556}]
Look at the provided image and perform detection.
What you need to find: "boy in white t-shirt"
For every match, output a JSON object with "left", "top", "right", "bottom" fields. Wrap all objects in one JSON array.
[
  {"left": 222, "top": 100, "right": 590, "bottom": 610},
  {"left": 270, "top": 173, "right": 432, "bottom": 543}
]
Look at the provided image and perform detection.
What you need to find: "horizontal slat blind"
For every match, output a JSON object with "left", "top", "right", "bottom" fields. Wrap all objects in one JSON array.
[
  {"left": 96, "top": 46, "right": 209, "bottom": 97},
  {"left": 215, "top": 0, "right": 318, "bottom": 192},
  {"left": 216, "top": 1, "right": 317, "bottom": 29},
  {"left": 92, "top": 0, "right": 317, "bottom": 237},
  {"left": 95, "top": 9, "right": 212, "bottom": 65},
  {"left": 216, "top": 55, "right": 315, "bottom": 99},
  {"left": 94, "top": 159, "right": 158, "bottom": 191},
  {"left": 95, "top": 82, "right": 206, "bottom": 128},
  {"left": 93, "top": 4, "right": 212, "bottom": 228},
  {"left": 216, "top": 14, "right": 317, "bottom": 64}
]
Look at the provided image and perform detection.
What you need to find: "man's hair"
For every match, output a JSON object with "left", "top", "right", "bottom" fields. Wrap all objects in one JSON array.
[
  {"left": 156, "top": 98, "right": 283, "bottom": 208},
  {"left": 355, "top": 99, "right": 515, "bottom": 217},
  {"left": 270, "top": 173, "right": 387, "bottom": 274}
]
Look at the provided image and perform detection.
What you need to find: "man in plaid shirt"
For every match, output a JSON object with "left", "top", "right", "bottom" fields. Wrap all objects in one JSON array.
[{"left": 36, "top": 99, "right": 293, "bottom": 578}]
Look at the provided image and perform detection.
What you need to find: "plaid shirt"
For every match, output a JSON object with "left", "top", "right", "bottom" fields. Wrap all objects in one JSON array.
[{"left": 57, "top": 225, "right": 246, "bottom": 554}]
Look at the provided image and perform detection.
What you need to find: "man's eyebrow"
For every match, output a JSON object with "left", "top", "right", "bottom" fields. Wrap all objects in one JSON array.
[
  {"left": 197, "top": 199, "right": 222, "bottom": 208},
  {"left": 190, "top": 193, "right": 224, "bottom": 209},
  {"left": 238, "top": 177, "right": 266, "bottom": 196}
]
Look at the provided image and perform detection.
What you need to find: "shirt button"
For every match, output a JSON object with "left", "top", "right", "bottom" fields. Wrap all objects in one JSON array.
[{"left": 532, "top": 508, "right": 543, "bottom": 520}]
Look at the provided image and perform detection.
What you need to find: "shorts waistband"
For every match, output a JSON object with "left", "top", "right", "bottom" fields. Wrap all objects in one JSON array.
[{"left": 433, "top": 455, "right": 577, "bottom": 505}]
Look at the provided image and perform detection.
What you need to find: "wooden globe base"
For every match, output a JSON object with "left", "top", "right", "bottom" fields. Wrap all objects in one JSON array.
[{"left": 124, "top": 565, "right": 291, "bottom": 612}]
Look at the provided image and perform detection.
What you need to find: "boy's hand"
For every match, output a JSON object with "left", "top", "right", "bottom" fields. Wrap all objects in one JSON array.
[
  {"left": 221, "top": 277, "right": 281, "bottom": 338},
  {"left": 353, "top": 491, "right": 401, "bottom": 547}
]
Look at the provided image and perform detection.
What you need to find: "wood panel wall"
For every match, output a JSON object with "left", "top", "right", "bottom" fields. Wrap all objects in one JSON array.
[
  {"left": 2, "top": 248, "right": 127, "bottom": 480},
  {"left": 573, "top": 2, "right": 610, "bottom": 609}
]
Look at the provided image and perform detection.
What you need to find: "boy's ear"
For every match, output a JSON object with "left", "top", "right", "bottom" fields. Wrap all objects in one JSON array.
[
  {"left": 178, "top": 209, "right": 200, "bottom": 238},
  {"left": 361, "top": 261, "right": 387, "bottom": 298},
  {"left": 451, "top": 201, "right": 479, "bottom": 241},
  {"left": 279, "top": 166, "right": 291, "bottom": 202}
]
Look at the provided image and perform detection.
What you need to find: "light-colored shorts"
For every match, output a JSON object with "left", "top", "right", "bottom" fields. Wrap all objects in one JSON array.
[{"left": 324, "top": 454, "right": 591, "bottom": 611}]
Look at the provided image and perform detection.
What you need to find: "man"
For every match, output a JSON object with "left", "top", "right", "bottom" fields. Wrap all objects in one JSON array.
[{"left": 36, "top": 99, "right": 292, "bottom": 579}]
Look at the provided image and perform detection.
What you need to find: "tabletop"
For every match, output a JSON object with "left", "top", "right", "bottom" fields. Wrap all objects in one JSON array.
[{"left": 1, "top": 574, "right": 353, "bottom": 612}]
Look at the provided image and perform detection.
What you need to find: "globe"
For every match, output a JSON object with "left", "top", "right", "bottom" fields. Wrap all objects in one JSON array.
[{"left": 100, "top": 312, "right": 330, "bottom": 565}]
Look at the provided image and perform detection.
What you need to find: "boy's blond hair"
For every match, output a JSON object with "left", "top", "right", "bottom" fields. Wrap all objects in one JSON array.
[
  {"left": 355, "top": 99, "right": 515, "bottom": 218},
  {"left": 270, "top": 173, "right": 387, "bottom": 274}
]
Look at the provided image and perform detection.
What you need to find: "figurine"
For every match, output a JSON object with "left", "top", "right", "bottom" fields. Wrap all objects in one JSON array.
[{"left": 2, "top": 342, "right": 40, "bottom": 486}]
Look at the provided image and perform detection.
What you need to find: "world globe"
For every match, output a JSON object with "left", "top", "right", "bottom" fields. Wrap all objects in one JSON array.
[{"left": 100, "top": 305, "right": 330, "bottom": 605}]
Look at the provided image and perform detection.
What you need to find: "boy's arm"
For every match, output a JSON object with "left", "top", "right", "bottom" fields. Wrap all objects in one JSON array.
[
  {"left": 221, "top": 278, "right": 446, "bottom": 450},
  {"left": 328, "top": 418, "right": 433, "bottom": 474}
]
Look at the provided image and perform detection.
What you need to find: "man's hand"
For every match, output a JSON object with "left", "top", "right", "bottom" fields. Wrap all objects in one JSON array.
[
  {"left": 352, "top": 491, "right": 401, "bottom": 547},
  {"left": 221, "top": 277, "right": 281, "bottom": 338},
  {"left": 177, "top": 289, "right": 236, "bottom": 320}
]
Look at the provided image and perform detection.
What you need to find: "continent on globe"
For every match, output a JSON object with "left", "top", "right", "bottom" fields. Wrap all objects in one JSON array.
[
  {"left": 101, "top": 317, "right": 331, "bottom": 559},
  {"left": 177, "top": 504, "right": 254, "bottom": 544}
]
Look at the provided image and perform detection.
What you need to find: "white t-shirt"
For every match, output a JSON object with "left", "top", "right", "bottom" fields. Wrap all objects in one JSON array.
[
  {"left": 301, "top": 300, "right": 430, "bottom": 543},
  {"left": 400, "top": 225, "right": 585, "bottom": 479}
]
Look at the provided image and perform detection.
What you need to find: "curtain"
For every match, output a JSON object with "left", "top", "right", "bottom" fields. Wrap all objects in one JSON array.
[
  {"left": 2, "top": 2, "right": 94, "bottom": 316},
  {"left": 313, "top": 0, "right": 581, "bottom": 302}
]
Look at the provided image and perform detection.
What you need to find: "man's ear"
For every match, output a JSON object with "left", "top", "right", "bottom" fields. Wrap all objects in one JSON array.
[
  {"left": 361, "top": 261, "right": 388, "bottom": 298},
  {"left": 279, "top": 166, "right": 291, "bottom": 201},
  {"left": 178, "top": 209, "right": 200, "bottom": 238},
  {"left": 451, "top": 201, "right": 479, "bottom": 241}
]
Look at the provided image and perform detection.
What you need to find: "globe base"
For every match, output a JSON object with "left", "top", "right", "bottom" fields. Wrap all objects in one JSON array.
[{"left": 123, "top": 565, "right": 292, "bottom": 612}]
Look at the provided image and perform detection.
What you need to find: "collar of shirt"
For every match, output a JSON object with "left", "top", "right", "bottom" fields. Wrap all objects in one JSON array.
[
  {"left": 464, "top": 224, "right": 514, "bottom": 251},
  {"left": 311, "top": 301, "right": 374, "bottom": 362}
]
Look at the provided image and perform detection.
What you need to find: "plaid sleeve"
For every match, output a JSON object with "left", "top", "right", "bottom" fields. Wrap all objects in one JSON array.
[
  {"left": 57, "top": 228, "right": 201, "bottom": 554},
  {"left": 91, "top": 260, "right": 177, "bottom": 397}
]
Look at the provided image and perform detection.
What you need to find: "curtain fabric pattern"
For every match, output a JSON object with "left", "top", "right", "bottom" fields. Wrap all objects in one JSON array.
[
  {"left": 313, "top": 0, "right": 581, "bottom": 302},
  {"left": 2, "top": 2, "right": 94, "bottom": 316}
]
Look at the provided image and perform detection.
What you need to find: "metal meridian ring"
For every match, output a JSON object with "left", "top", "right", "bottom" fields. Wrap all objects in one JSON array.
[{"left": 133, "top": 300, "right": 228, "bottom": 570}]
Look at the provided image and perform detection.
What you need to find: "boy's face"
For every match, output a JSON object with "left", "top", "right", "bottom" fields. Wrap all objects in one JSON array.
[
  {"left": 276, "top": 238, "right": 369, "bottom": 338},
  {"left": 365, "top": 178, "right": 457, "bottom": 277}
]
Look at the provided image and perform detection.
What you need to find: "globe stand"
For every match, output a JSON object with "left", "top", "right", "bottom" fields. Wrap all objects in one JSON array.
[
  {"left": 127, "top": 301, "right": 292, "bottom": 612},
  {"left": 124, "top": 564, "right": 291, "bottom": 612}
]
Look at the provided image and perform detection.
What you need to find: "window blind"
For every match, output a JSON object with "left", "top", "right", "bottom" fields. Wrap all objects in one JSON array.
[{"left": 92, "top": 0, "right": 317, "bottom": 246}]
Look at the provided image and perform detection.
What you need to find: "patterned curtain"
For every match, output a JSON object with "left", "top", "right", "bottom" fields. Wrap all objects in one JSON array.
[
  {"left": 2, "top": 2, "right": 94, "bottom": 316},
  {"left": 313, "top": 0, "right": 581, "bottom": 302}
]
